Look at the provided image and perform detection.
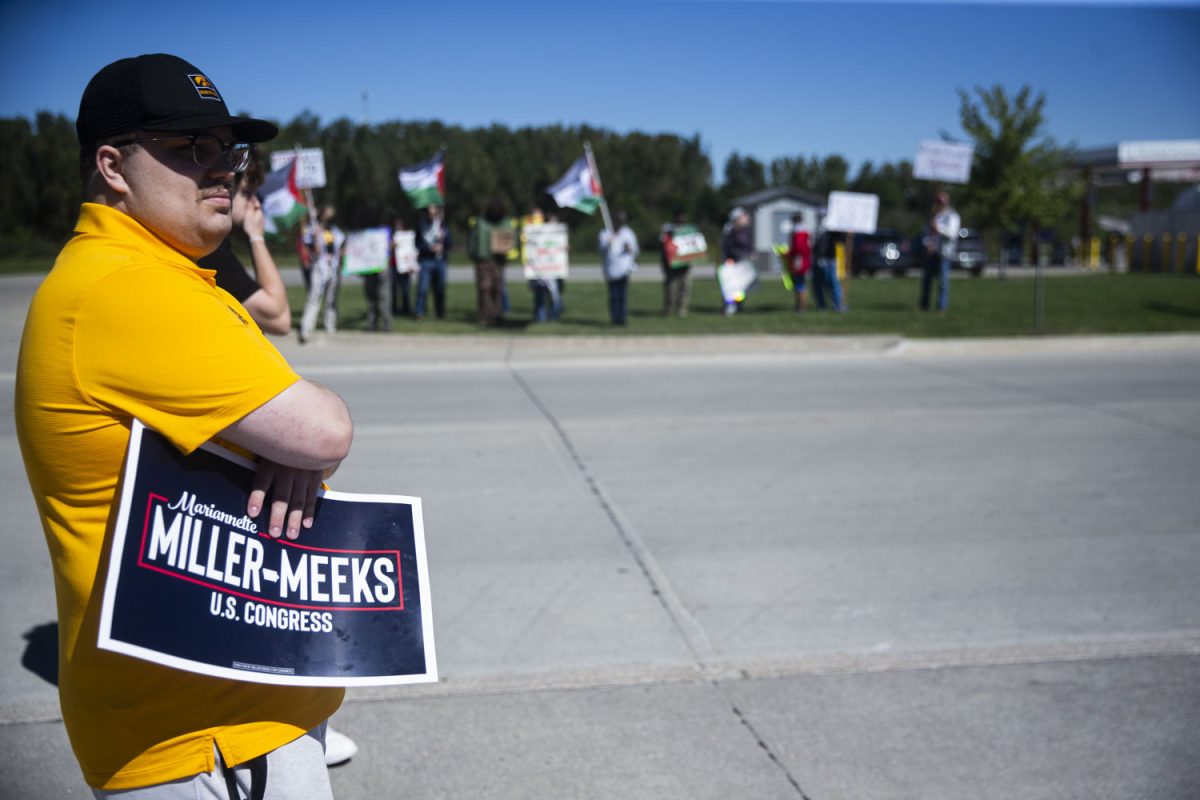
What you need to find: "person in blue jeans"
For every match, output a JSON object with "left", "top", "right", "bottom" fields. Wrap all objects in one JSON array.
[
  {"left": 415, "top": 204, "right": 449, "bottom": 320},
  {"left": 919, "top": 191, "right": 961, "bottom": 313},
  {"left": 811, "top": 215, "right": 845, "bottom": 312},
  {"left": 599, "top": 211, "right": 639, "bottom": 326}
]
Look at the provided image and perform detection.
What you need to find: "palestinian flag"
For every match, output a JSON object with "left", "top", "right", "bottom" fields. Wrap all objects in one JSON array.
[
  {"left": 547, "top": 156, "right": 601, "bottom": 215},
  {"left": 258, "top": 159, "right": 306, "bottom": 239},
  {"left": 399, "top": 150, "right": 445, "bottom": 208}
]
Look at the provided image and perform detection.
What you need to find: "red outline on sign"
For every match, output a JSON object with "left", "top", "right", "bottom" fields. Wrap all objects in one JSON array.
[{"left": 136, "top": 494, "right": 405, "bottom": 611}]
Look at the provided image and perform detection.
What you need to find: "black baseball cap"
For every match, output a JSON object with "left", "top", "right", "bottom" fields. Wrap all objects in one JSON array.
[{"left": 76, "top": 53, "right": 277, "bottom": 151}]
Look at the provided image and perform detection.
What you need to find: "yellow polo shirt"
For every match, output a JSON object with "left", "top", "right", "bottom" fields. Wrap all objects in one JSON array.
[{"left": 15, "top": 203, "right": 344, "bottom": 790}]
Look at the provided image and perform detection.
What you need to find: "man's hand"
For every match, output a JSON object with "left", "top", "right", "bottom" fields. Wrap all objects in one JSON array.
[{"left": 247, "top": 458, "right": 325, "bottom": 540}]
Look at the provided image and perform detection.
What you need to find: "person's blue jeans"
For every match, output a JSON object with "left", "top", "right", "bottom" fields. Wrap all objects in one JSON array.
[
  {"left": 813, "top": 259, "right": 843, "bottom": 311},
  {"left": 415, "top": 257, "right": 446, "bottom": 318},
  {"left": 531, "top": 279, "right": 562, "bottom": 322},
  {"left": 919, "top": 254, "right": 951, "bottom": 311},
  {"left": 607, "top": 276, "right": 629, "bottom": 325}
]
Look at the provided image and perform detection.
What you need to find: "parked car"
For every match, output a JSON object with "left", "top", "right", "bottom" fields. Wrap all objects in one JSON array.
[
  {"left": 850, "top": 229, "right": 917, "bottom": 277},
  {"left": 954, "top": 227, "right": 987, "bottom": 276}
]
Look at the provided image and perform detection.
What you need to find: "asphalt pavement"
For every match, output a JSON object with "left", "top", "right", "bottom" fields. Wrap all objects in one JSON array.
[{"left": 0, "top": 271, "right": 1197, "bottom": 799}]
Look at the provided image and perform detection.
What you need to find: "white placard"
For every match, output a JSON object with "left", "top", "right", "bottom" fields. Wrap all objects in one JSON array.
[
  {"left": 1117, "top": 140, "right": 1200, "bottom": 167},
  {"left": 393, "top": 230, "right": 419, "bottom": 274},
  {"left": 522, "top": 222, "right": 570, "bottom": 280},
  {"left": 270, "top": 148, "right": 327, "bottom": 189},
  {"left": 913, "top": 140, "right": 975, "bottom": 184},
  {"left": 343, "top": 227, "right": 391, "bottom": 275},
  {"left": 823, "top": 191, "right": 879, "bottom": 235}
]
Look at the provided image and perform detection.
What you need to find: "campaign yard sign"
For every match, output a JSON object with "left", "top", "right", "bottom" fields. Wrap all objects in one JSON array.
[
  {"left": 522, "top": 222, "right": 570, "bottom": 281},
  {"left": 343, "top": 227, "right": 391, "bottom": 276},
  {"left": 269, "top": 148, "right": 327, "bottom": 190},
  {"left": 98, "top": 421, "right": 437, "bottom": 687}
]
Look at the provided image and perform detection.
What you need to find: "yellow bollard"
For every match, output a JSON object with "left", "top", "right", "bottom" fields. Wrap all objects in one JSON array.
[
  {"left": 1089, "top": 236, "right": 1100, "bottom": 269},
  {"left": 1176, "top": 233, "right": 1187, "bottom": 273},
  {"left": 1162, "top": 233, "right": 1173, "bottom": 273},
  {"left": 835, "top": 241, "right": 846, "bottom": 281},
  {"left": 1125, "top": 235, "right": 1132, "bottom": 273},
  {"left": 1141, "top": 234, "right": 1153, "bottom": 272}
]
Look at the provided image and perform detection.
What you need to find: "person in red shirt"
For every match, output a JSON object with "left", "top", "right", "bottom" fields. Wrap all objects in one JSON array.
[{"left": 787, "top": 213, "right": 812, "bottom": 313}]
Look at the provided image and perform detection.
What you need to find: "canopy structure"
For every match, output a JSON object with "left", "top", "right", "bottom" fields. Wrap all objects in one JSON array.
[{"left": 1073, "top": 140, "right": 1200, "bottom": 243}]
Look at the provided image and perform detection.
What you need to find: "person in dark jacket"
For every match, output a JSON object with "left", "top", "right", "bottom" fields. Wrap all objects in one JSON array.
[{"left": 414, "top": 204, "right": 449, "bottom": 320}]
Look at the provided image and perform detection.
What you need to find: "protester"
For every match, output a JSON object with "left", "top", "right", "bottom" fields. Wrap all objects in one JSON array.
[
  {"left": 415, "top": 204, "right": 449, "bottom": 320},
  {"left": 522, "top": 207, "right": 562, "bottom": 322},
  {"left": 198, "top": 150, "right": 291, "bottom": 334},
  {"left": 598, "top": 210, "right": 639, "bottom": 326},
  {"left": 468, "top": 197, "right": 515, "bottom": 324},
  {"left": 812, "top": 210, "right": 846, "bottom": 312},
  {"left": 361, "top": 240, "right": 393, "bottom": 332},
  {"left": 659, "top": 210, "right": 693, "bottom": 318},
  {"left": 299, "top": 204, "right": 345, "bottom": 342},
  {"left": 786, "top": 212, "right": 812, "bottom": 313},
  {"left": 390, "top": 215, "right": 414, "bottom": 318},
  {"left": 919, "top": 190, "right": 961, "bottom": 313},
  {"left": 719, "top": 206, "right": 754, "bottom": 317},
  {"left": 15, "top": 52, "right": 353, "bottom": 797}
]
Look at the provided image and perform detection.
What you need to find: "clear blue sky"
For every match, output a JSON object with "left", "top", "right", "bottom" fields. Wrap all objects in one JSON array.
[{"left": 2, "top": 0, "right": 1197, "bottom": 180}]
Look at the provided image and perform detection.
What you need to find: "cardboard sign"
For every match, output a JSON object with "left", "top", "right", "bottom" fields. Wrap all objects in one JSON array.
[
  {"left": 522, "top": 222, "right": 570, "bottom": 280},
  {"left": 98, "top": 421, "right": 437, "bottom": 687},
  {"left": 393, "top": 230, "right": 419, "bottom": 274},
  {"left": 489, "top": 228, "right": 516, "bottom": 256},
  {"left": 824, "top": 191, "right": 879, "bottom": 234},
  {"left": 270, "top": 148, "right": 327, "bottom": 190},
  {"left": 913, "top": 140, "right": 975, "bottom": 184},
  {"left": 342, "top": 227, "right": 391, "bottom": 276},
  {"left": 668, "top": 225, "right": 708, "bottom": 264}
]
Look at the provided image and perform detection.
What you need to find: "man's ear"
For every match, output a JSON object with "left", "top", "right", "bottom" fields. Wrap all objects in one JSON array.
[{"left": 94, "top": 144, "right": 131, "bottom": 197}]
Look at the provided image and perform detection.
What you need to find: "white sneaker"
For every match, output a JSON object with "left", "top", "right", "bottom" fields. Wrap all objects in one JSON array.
[{"left": 324, "top": 727, "right": 358, "bottom": 767}]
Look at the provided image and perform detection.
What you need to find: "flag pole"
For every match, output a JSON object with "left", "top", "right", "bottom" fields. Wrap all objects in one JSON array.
[{"left": 583, "top": 141, "right": 614, "bottom": 235}]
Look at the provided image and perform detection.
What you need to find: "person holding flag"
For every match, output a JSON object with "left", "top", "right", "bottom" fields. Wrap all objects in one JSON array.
[
  {"left": 598, "top": 210, "right": 639, "bottom": 326},
  {"left": 399, "top": 150, "right": 449, "bottom": 320}
]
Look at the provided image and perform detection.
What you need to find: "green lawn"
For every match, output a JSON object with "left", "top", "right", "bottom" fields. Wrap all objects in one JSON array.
[{"left": 303, "top": 272, "right": 1200, "bottom": 338}]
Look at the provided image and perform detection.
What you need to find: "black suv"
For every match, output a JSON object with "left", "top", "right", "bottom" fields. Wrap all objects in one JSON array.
[
  {"left": 850, "top": 229, "right": 917, "bottom": 277},
  {"left": 954, "top": 228, "right": 987, "bottom": 277}
]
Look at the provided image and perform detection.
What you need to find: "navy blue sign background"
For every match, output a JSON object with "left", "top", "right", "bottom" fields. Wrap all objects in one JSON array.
[{"left": 99, "top": 422, "right": 435, "bottom": 686}]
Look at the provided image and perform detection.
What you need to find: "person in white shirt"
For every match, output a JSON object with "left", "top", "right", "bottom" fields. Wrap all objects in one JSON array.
[
  {"left": 598, "top": 210, "right": 639, "bottom": 326},
  {"left": 919, "top": 191, "right": 961, "bottom": 313}
]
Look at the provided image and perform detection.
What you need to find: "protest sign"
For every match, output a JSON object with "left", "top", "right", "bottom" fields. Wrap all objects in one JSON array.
[
  {"left": 521, "top": 222, "right": 570, "bottom": 281},
  {"left": 269, "top": 148, "right": 327, "bottom": 190},
  {"left": 98, "top": 421, "right": 436, "bottom": 687},
  {"left": 717, "top": 260, "right": 758, "bottom": 303},
  {"left": 666, "top": 225, "right": 708, "bottom": 265},
  {"left": 913, "top": 140, "right": 975, "bottom": 184},
  {"left": 393, "top": 230, "right": 419, "bottom": 274},
  {"left": 343, "top": 227, "right": 391, "bottom": 276},
  {"left": 824, "top": 191, "right": 879, "bottom": 234}
]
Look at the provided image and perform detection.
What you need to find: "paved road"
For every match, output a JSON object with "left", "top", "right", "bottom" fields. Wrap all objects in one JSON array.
[{"left": 0, "top": 272, "right": 1196, "bottom": 799}]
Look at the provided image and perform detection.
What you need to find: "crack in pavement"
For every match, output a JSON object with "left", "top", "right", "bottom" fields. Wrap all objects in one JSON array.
[{"left": 507, "top": 365, "right": 813, "bottom": 798}]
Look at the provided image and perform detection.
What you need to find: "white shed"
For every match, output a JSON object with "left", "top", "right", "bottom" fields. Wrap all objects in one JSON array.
[{"left": 730, "top": 187, "right": 825, "bottom": 273}]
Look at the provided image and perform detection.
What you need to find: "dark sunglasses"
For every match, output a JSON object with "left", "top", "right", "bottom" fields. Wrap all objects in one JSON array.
[{"left": 111, "top": 133, "right": 251, "bottom": 173}]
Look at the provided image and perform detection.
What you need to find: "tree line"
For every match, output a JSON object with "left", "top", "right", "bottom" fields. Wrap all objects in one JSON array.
[{"left": 6, "top": 85, "right": 1155, "bottom": 261}]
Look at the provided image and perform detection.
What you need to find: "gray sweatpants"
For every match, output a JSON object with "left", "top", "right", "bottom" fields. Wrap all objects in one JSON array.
[{"left": 91, "top": 724, "right": 332, "bottom": 800}]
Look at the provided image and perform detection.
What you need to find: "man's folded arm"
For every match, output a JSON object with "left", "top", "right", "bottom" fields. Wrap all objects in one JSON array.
[{"left": 220, "top": 379, "right": 352, "bottom": 471}]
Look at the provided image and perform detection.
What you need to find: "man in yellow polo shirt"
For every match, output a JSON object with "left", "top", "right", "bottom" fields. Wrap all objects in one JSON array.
[{"left": 15, "top": 54, "right": 353, "bottom": 798}]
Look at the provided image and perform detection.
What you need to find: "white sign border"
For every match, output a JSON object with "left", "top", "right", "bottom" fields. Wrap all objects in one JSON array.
[{"left": 98, "top": 420, "right": 437, "bottom": 688}]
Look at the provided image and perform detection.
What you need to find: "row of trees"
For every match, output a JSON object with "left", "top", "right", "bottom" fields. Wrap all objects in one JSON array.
[{"left": 5, "top": 85, "right": 1166, "bottom": 260}]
